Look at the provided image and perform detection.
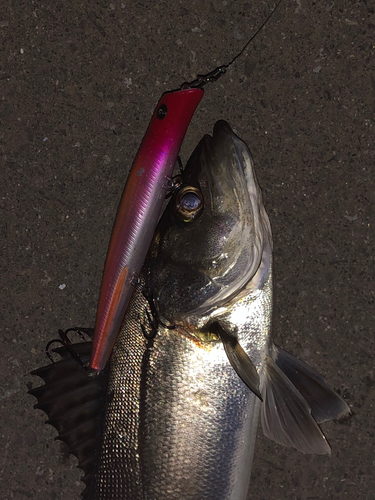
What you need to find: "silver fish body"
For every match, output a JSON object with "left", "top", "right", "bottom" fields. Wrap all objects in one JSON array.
[
  {"left": 31, "top": 121, "right": 349, "bottom": 500},
  {"left": 97, "top": 271, "right": 271, "bottom": 500},
  {"left": 95, "top": 121, "right": 273, "bottom": 499}
]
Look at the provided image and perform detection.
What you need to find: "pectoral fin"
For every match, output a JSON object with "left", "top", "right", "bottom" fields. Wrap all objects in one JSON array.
[
  {"left": 213, "top": 323, "right": 262, "bottom": 401},
  {"left": 261, "top": 352, "right": 332, "bottom": 455}
]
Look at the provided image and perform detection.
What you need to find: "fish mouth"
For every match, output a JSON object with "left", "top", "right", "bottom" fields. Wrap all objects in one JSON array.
[{"left": 147, "top": 120, "right": 272, "bottom": 323}]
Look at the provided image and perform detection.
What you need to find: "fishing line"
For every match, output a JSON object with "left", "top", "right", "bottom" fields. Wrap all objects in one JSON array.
[
  {"left": 225, "top": 0, "right": 284, "bottom": 68},
  {"left": 182, "top": 0, "right": 284, "bottom": 89}
]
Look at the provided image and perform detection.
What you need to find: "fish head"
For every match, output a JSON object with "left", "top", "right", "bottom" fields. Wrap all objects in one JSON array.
[{"left": 145, "top": 120, "right": 272, "bottom": 325}]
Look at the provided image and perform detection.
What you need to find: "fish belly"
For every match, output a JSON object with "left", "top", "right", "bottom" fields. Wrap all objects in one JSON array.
[{"left": 95, "top": 289, "right": 261, "bottom": 500}]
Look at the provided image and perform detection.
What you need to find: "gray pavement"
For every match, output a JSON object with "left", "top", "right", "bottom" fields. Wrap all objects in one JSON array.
[{"left": 1, "top": 1, "right": 374, "bottom": 499}]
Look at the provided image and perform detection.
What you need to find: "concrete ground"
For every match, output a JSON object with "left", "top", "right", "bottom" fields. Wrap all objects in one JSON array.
[{"left": 1, "top": 0, "right": 374, "bottom": 499}]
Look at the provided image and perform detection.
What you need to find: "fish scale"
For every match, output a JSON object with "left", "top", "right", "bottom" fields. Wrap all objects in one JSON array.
[
  {"left": 137, "top": 304, "right": 268, "bottom": 500},
  {"left": 95, "top": 289, "right": 148, "bottom": 499}
]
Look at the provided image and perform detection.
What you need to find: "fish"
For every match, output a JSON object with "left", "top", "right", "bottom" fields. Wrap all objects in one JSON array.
[{"left": 30, "top": 121, "right": 350, "bottom": 499}]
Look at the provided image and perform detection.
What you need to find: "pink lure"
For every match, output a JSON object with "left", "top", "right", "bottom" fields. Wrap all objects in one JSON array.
[{"left": 90, "top": 87, "right": 203, "bottom": 372}]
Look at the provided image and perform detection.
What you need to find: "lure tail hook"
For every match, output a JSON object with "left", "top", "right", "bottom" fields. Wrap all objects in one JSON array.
[{"left": 45, "top": 327, "right": 94, "bottom": 368}]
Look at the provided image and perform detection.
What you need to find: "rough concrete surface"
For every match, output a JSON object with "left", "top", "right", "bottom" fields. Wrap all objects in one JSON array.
[{"left": 1, "top": 0, "right": 374, "bottom": 499}]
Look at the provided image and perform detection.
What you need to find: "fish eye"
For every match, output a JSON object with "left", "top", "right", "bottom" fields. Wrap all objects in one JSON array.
[{"left": 175, "top": 186, "right": 203, "bottom": 222}]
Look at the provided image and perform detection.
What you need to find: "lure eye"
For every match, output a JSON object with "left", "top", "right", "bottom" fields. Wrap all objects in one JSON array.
[
  {"left": 175, "top": 186, "right": 203, "bottom": 222},
  {"left": 157, "top": 104, "right": 168, "bottom": 119}
]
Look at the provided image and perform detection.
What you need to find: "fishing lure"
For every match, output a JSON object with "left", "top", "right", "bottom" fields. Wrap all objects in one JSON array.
[{"left": 90, "top": 0, "right": 283, "bottom": 373}]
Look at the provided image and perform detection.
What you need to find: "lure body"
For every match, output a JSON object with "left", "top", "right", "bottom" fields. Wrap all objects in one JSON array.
[{"left": 90, "top": 87, "right": 203, "bottom": 372}]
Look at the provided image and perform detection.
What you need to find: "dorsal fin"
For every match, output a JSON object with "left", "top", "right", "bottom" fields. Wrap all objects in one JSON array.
[{"left": 29, "top": 341, "right": 109, "bottom": 497}]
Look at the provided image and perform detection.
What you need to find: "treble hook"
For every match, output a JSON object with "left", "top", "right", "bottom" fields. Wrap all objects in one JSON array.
[
  {"left": 45, "top": 327, "right": 94, "bottom": 367},
  {"left": 139, "top": 287, "right": 176, "bottom": 340}
]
